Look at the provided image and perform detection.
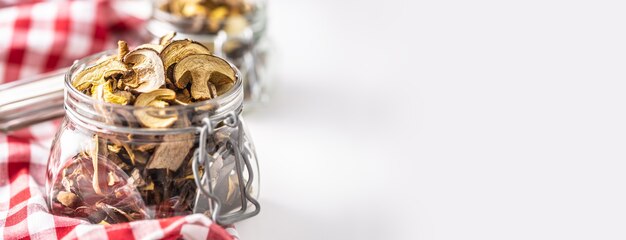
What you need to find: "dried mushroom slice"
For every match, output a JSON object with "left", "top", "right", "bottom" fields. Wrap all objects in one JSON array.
[
  {"left": 207, "top": 6, "right": 229, "bottom": 32},
  {"left": 117, "top": 41, "right": 129, "bottom": 60},
  {"left": 135, "top": 44, "right": 165, "bottom": 54},
  {"left": 89, "top": 135, "right": 109, "bottom": 196},
  {"left": 147, "top": 100, "right": 169, "bottom": 108},
  {"left": 224, "top": 14, "right": 249, "bottom": 35},
  {"left": 91, "top": 80, "right": 131, "bottom": 105},
  {"left": 173, "top": 54, "right": 235, "bottom": 100},
  {"left": 134, "top": 89, "right": 176, "bottom": 106},
  {"left": 160, "top": 40, "right": 211, "bottom": 88},
  {"left": 133, "top": 89, "right": 178, "bottom": 128},
  {"left": 72, "top": 57, "right": 129, "bottom": 91},
  {"left": 181, "top": 3, "right": 208, "bottom": 17},
  {"left": 134, "top": 109, "right": 177, "bottom": 129},
  {"left": 167, "top": 0, "right": 198, "bottom": 16},
  {"left": 159, "top": 32, "right": 177, "bottom": 46},
  {"left": 175, "top": 88, "right": 192, "bottom": 105},
  {"left": 123, "top": 48, "right": 165, "bottom": 93},
  {"left": 112, "top": 91, "right": 135, "bottom": 105}
]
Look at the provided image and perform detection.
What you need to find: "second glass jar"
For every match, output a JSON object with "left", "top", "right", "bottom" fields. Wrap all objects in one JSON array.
[{"left": 146, "top": 0, "right": 270, "bottom": 105}]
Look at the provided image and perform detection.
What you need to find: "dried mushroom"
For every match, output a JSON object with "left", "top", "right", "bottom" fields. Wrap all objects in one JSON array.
[
  {"left": 72, "top": 37, "right": 236, "bottom": 112},
  {"left": 112, "top": 91, "right": 135, "bottom": 104},
  {"left": 122, "top": 48, "right": 165, "bottom": 93},
  {"left": 224, "top": 14, "right": 248, "bottom": 35},
  {"left": 175, "top": 88, "right": 192, "bottom": 105},
  {"left": 134, "top": 89, "right": 175, "bottom": 106},
  {"left": 159, "top": 32, "right": 177, "bottom": 46},
  {"left": 174, "top": 54, "right": 235, "bottom": 100},
  {"left": 117, "top": 41, "right": 130, "bottom": 60},
  {"left": 72, "top": 57, "right": 129, "bottom": 91},
  {"left": 134, "top": 89, "right": 177, "bottom": 128},
  {"left": 160, "top": 40, "right": 211, "bottom": 88},
  {"left": 159, "top": 0, "right": 254, "bottom": 34},
  {"left": 135, "top": 44, "right": 165, "bottom": 54},
  {"left": 92, "top": 80, "right": 130, "bottom": 105}
]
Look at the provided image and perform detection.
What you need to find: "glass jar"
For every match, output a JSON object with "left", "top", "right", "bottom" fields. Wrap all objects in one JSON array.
[
  {"left": 146, "top": 0, "right": 270, "bottom": 105},
  {"left": 46, "top": 51, "right": 260, "bottom": 225}
]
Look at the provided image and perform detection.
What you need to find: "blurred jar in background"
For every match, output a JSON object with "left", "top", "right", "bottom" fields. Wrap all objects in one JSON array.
[{"left": 146, "top": 0, "right": 270, "bottom": 106}]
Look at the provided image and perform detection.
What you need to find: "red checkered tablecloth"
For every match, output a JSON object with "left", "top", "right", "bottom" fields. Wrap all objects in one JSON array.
[{"left": 0, "top": 1, "right": 238, "bottom": 239}]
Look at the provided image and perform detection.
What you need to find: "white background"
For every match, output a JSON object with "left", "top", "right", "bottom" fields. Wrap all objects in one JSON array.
[{"left": 238, "top": 0, "right": 626, "bottom": 239}]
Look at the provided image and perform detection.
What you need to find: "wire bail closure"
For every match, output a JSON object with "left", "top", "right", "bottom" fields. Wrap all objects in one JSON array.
[{"left": 192, "top": 112, "right": 260, "bottom": 225}]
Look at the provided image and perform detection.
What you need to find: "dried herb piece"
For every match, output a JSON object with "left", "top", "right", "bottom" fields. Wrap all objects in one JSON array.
[
  {"left": 57, "top": 191, "right": 79, "bottom": 208},
  {"left": 50, "top": 154, "right": 149, "bottom": 223},
  {"left": 146, "top": 134, "right": 194, "bottom": 171},
  {"left": 90, "top": 135, "right": 106, "bottom": 196}
]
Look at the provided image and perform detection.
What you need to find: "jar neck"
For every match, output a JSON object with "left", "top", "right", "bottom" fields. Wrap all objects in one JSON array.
[{"left": 64, "top": 51, "right": 244, "bottom": 135}]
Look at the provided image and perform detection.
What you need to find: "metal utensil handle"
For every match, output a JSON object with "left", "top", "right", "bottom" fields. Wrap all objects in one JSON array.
[{"left": 0, "top": 68, "right": 67, "bottom": 133}]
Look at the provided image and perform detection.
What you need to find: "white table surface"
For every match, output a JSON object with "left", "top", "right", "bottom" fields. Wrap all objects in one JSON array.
[{"left": 237, "top": 0, "right": 626, "bottom": 239}]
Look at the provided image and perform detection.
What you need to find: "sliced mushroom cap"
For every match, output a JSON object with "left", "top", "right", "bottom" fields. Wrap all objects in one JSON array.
[
  {"left": 173, "top": 54, "right": 236, "bottom": 100},
  {"left": 147, "top": 100, "right": 169, "bottom": 108},
  {"left": 135, "top": 44, "right": 164, "bottom": 54},
  {"left": 134, "top": 89, "right": 176, "bottom": 107},
  {"left": 207, "top": 6, "right": 229, "bottom": 32},
  {"left": 135, "top": 109, "right": 177, "bottom": 129},
  {"left": 133, "top": 89, "right": 178, "bottom": 128},
  {"left": 72, "top": 57, "right": 129, "bottom": 91},
  {"left": 181, "top": 3, "right": 208, "bottom": 17},
  {"left": 123, "top": 48, "right": 165, "bottom": 93},
  {"left": 167, "top": 0, "right": 189, "bottom": 16},
  {"left": 160, "top": 40, "right": 211, "bottom": 89}
]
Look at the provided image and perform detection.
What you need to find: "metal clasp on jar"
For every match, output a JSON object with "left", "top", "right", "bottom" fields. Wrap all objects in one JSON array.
[{"left": 192, "top": 111, "right": 260, "bottom": 225}]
